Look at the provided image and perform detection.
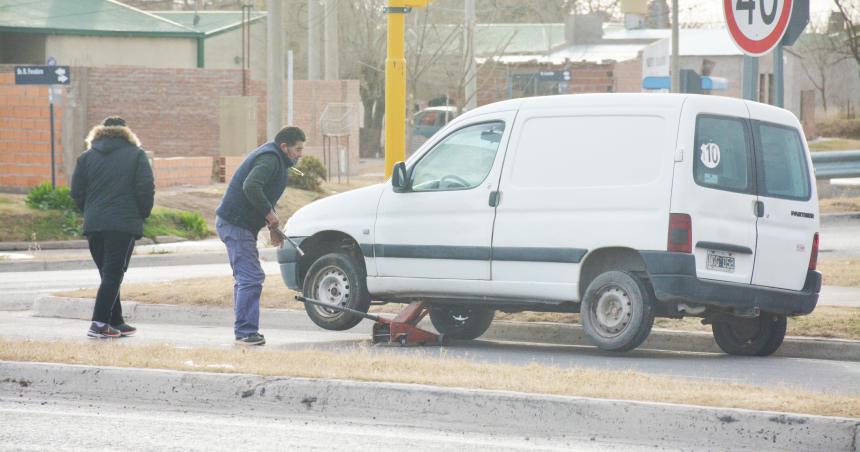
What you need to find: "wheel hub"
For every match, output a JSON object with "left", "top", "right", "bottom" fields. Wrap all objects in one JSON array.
[
  {"left": 313, "top": 267, "right": 350, "bottom": 318},
  {"left": 593, "top": 287, "right": 632, "bottom": 337}
]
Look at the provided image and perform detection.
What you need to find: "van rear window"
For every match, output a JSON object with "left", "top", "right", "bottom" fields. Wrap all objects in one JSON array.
[
  {"left": 694, "top": 116, "right": 753, "bottom": 193},
  {"left": 755, "top": 122, "right": 811, "bottom": 201}
]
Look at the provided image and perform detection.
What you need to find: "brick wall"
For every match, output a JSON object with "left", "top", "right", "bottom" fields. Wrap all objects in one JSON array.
[
  {"left": 0, "top": 72, "right": 66, "bottom": 190},
  {"left": 0, "top": 65, "right": 362, "bottom": 190},
  {"left": 477, "top": 61, "right": 615, "bottom": 106},
  {"left": 152, "top": 156, "right": 213, "bottom": 189}
]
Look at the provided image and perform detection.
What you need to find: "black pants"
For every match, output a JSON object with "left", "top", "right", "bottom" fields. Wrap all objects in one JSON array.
[{"left": 87, "top": 231, "right": 136, "bottom": 324}]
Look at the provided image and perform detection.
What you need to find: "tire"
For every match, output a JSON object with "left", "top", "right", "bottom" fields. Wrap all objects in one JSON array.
[
  {"left": 429, "top": 305, "right": 495, "bottom": 340},
  {"left": 302, "top": 252, "right": 371, "bottom": 331},
  {"left": 580, "top": 271, "right": 655, "bottom": 352},
  {"left": 712, "top": 313, "right": 786, "bottom": 356}
]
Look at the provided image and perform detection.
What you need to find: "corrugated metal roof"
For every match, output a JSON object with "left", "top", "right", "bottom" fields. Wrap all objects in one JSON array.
[
  {"left": 0, "top": 0, "right": 199, "bottom": 37},
  {"left": 153, "top": 11, "right": 265, "bottom": 36},
  {"left": 425, "top": 23, "right": 566, "bottom": 57},
  {"left": 485, "top": 42, "right": 647, "bottom": 65}
]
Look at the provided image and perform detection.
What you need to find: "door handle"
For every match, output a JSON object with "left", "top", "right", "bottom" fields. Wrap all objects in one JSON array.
[
  {"left": 489, "top": 191, "right": 501, "bottom": 207},
  {"left": 754, "top": 200, "right": 765, "bottom": 218}
]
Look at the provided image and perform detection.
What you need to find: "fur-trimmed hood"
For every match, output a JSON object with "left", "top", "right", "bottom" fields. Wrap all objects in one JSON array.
[{"left": 85, "top": 125, "right": 141, "bottom": 152}]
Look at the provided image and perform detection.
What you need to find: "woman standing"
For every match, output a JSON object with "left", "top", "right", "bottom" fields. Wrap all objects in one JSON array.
[{"left": 71, "top": 117, "right": 155, "bottom": 338}]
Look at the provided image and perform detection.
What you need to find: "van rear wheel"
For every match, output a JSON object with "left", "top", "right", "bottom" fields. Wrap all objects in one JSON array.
[
  {"left": 712, "top": 313, "right": 786, "bottom": 356},
  {"left": 581, "top": 271, "right": 655, "bottom": 352},
  {"left": 429, "top": 305, "right": 495, "bottom": 340}
]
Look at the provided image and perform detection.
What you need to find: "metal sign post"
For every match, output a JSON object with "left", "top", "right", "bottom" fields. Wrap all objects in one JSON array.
[{"left": 15, "top": 65, "right": 71, "bottom": 189}]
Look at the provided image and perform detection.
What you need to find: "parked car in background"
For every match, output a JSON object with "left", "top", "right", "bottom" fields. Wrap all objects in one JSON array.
[{"left": 413, "top": 106, "right": 458, "bottom": 139}]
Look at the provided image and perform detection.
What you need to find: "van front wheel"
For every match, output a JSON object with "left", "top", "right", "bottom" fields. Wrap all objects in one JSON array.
[
  {"left": 712, "top": 313, "right": 786, "bottom": 356},
  {"left": 581, "top": 271, "right": 655, "bottom": 352},
  {"left": 302, "top": 252, "right": 371, "bottom": 331},
  {"left": 429, "top": 305, "right": 495, "bottom": 340}
]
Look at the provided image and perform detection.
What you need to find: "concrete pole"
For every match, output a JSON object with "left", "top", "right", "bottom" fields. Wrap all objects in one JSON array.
[
  {"left": 742, "top": 56, "right": 759, "bottom": 101},
  {"left": 308, "top": 0, "right": 322, "bottom": 80},
  {"left": 267, "top": 0, "right": 284, "bottom": 139},
  {"left": 773, "top": 45, "right": 784, "bottom": 107},
  {"left": 670, "top": 0, "right": 679, "bottom": 93},
  {"left": 288, "top": 50, "right": 294, "bottom": 124},
  {"left": 464, "top": 0, "right": 477, "bottom": 110},
  {"left": 324, "top": 0, "right": 339, "bottom": 80}
]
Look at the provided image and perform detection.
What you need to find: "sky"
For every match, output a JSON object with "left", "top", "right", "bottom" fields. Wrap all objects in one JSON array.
[{"left": 677, "top": 0, "right": 840, "bottom": 28}]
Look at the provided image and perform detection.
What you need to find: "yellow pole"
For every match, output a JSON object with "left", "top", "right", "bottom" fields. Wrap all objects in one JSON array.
[{"left": 384, "top": 6, "right": 406, "bottom": 178}]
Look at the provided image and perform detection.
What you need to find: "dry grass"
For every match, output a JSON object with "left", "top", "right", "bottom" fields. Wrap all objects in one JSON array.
[
  {"left": 57, "top": 275, "right": 860, "bottom": 341},
  {"left": 819, "top": 259, "right": 860, "bottom": 287},
  {"left": 808, "top": 138, "right": 860, "bottom": 152},
  {"left": 1, "top": 339, "right": 857, "bottom": 418},
  {"left": 819, "top": 197, "right": 860, "bottom": 214}
]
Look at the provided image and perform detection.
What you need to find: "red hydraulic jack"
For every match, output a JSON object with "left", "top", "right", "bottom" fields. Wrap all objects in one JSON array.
[{"left": 295, "top": 295, "right": 446, "bottom": 346}]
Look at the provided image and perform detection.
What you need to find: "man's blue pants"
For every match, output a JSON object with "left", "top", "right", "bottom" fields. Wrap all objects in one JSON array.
[{"left": 216, "top": 217, "right": 265, "bottom": 339}]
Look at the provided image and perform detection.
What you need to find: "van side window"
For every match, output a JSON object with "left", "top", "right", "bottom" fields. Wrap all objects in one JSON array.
[
  {"left": 754, "top": 122, "right": 811, "bottom": 201},
  {"left": 694, "top": 115, "right": 753, "bottom": 193},
  {"left": 410, "top": 121, "right": 505, "bottom": 192}
]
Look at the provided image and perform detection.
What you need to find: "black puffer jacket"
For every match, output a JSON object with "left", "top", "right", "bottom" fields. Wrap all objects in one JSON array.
[{"left": 70, "top": 125, "right": 155, "bottom": 238}]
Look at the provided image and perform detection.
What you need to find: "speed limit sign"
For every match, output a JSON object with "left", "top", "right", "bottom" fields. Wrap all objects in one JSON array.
[{"left": 724, "top": 0, "right": 793, "bottom": 56}]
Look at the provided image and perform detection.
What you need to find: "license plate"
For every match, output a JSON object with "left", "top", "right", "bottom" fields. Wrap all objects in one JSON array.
[{"left": 706, "top": 250, "right": 735, "bottom": 273}]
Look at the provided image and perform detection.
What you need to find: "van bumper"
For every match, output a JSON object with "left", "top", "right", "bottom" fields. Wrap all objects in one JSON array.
[
  {"left": 277, "top": 237, "right": 306, "bottom": 291},
  {"left": 640, "top": 251, "right": 821, "bottom": 316}
]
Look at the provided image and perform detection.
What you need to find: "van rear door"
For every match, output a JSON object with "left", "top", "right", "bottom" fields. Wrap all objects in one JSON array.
[
  {"left": 673, "top": 97, "right": 758, "bottom": 284},
  {"left": 745, "top": 103, "right": 819, "bottom": 291}
]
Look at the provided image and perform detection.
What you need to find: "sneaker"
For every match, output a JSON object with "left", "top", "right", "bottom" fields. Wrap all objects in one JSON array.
[
  {"left": 235, "top": 332, "right": 265, "bottom": 346},
  {"left": 111, "top": 323, "right": 137, "bottom": 337},
  {"left": 87, "top": 323, "right": 121, "bottom": 339}
]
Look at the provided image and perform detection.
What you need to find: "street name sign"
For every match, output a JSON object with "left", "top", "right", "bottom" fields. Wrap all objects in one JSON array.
[
  {"left": 14, "top": 65, "right": 71, "bottom": 85},
  {"left": 724, "top": 0, "right": 794, "bottom": 56}
]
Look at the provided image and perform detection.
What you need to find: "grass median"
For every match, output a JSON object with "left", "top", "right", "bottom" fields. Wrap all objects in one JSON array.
[
  {"left": 57, "top": 271, "right": 860, "bottom": 341},
  {"left": 0, "top": 339, "right": 858, "bottom": 418}
]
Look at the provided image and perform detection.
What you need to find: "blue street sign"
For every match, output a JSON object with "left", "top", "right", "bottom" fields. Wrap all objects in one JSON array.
[{"left": 14, "top": 66, "right": 71, "bottom": 85}]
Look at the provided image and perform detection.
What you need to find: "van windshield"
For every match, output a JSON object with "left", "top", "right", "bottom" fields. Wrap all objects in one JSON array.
[{"left": 755, "top": 122, "right": 811, "bottom": 201}]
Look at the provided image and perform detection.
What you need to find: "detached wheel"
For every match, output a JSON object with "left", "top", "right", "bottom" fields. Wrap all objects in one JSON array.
[
  {"left": 581, "top": 271, "right": 655, "bottom": 352},
  {"left": 302, "top": 252, "right": 370, "bottom": 331},
  {"left": 429, "top": 305, "right": 495, "bottom": 340},
  {"left": 712, "top": 313, "right": 786, "bottom": 356}
]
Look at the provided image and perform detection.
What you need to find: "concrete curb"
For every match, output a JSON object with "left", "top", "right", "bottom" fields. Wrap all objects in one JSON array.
[
  {"left": 1, "top": 361, "right": 857, "bottom": 451},
  {"left": 0, "top": 238, "right": 155, "bottom": 252},
  {"left": 32, "top": 295, "right": 860, "bottom": 362},
  {"left": 0, "top": 249, "right": 276, "bottom": 272}
]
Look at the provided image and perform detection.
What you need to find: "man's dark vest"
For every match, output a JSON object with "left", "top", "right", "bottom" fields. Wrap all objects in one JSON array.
[{"left": 216, "top": 141, "right": 291, "bottom": 233}]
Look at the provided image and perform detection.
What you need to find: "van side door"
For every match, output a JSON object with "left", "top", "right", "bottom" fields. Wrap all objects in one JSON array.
[
  {"left": 672, "top": 97, "right": 758, "bottom": 284},
  {"left": 373, "top": 111, "right": 515, "bottom": 282},
  {"left": 746, "top": 102, "right": 819, "bottom": 291}
]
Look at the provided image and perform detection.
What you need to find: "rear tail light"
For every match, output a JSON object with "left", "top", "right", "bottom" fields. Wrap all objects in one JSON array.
[
  {"left": 809, "top": 233, "right": 819, "bottom": 271},
  {"left": 668, "top": 213, "right": 692, "bottom": 254}
]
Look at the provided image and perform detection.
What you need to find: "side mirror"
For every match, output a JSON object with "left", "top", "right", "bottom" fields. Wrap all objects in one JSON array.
[{"left": 391, "top": 161, "right": 410, "bottom": 193}]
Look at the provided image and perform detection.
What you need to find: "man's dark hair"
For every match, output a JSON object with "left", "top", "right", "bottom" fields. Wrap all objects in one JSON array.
[
  {"left": 102, "top": 116, "right": 127, "bottom": 127},
  {"left": 274, "top": 126, "right": 306, "bottom": 147}
]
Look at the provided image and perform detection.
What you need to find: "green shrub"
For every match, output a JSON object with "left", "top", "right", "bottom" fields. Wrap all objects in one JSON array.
[
  {"left": 26, "top": 183, "right": 77, "bottom": 211},
  {"left": 287, "top": 156, "right": 327, "bottom": 192},
  {"left": 816, "top": 120, "right": 860, "bottom": 139},
  {"left": 24, "top": 183, "right": 82, "bottom": 237},
  {"left": 143, "top": 208, "right": 210, "bottom": 240}
]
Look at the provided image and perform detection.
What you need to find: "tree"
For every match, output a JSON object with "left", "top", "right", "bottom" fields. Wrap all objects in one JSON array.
[
  {"left": 795, "top": 25, "right": 851, "bottom": 113},
  {"left": 835, "top": 0, "right": 860, "bottom": 66}
]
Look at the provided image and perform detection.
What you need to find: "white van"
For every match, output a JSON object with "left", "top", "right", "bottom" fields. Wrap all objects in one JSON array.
[{"left": 278, "top": 93, "right": 821, "bottom": 356}]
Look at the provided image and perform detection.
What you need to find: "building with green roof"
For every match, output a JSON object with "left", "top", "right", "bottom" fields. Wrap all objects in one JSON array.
[{"left": 0, "top": 0, "right": 266, "bottom": 74}]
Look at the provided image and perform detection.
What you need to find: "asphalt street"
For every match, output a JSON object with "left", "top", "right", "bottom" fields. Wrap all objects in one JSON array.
[
  {"left": 0, "top": 397, "right": 673, "bottom": 452},
  {"left": 0, "top": 311, "right": 857, "bottom": 395}
]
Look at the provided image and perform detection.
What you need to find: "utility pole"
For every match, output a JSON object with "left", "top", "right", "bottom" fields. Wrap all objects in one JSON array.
[
  {"left": 267, "top": 0, "right": 284, "bottom": 139},
  {"left": 384, "top": 0, "right": 433, "bottom": 178},
  {"left": 670, "top": 0, "right": 679, "bottom": 93},
  {"left": 308, "top": 0, "right": 322, "bottom": 80},
  {"left": 464, "top": 0, "right": 477, "bottom": 110},
  {"left": 324, "top": 0, "right": 339, "bottom": 80}
]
